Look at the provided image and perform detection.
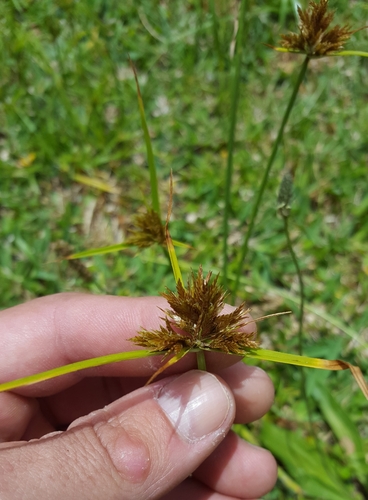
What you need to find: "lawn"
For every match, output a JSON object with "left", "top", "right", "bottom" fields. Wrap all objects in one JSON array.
[{"left": 1, "top": 1, "right": 367, "bottom": 498}]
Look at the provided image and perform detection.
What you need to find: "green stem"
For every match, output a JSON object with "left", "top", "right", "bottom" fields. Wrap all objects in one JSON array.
[
  {"left": 193, "top": 0, "right": 203, "bottom": 63},
  {"left": 196, "top": 351, "right": 207, "bottom": 371},
  {"left": 222, "top": 0, "right": 248, "bottom": 288},
  {"left": 283, "top": 214, "right": 316, "bottom": 440},
  {"left": 283, "top": 216, "right": 304, "bottom": 355},
  {"left": 209, "top": 0, "right": 224, "bottom": 70},
  {"left": 131, "top": 61, "right": 161, "bottom": 218},
  {"left": 137, "top": 93, "right": 161, "bottom": 218},
  {"left": 232, "top": 56, "right": 310, "bottom": 299}
]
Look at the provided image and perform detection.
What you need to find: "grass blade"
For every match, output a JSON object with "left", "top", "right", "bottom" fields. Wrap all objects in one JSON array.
[
  {"left": 145, "top": 348, "right": 190, "bottom": 385},
  {"left": 73, "top": 174, "right": 120, "bottom": 194},
  {"left": 270, "top": 47, "right": 368, "bottom": 58},
  {"left": 261, "top": 420, "right": 361, "bottom": 500},
  {"left": 222, "top": 0, "right": 248, "bottom": 288},
  {"left": 233, "top": 424, "right": 304, "bottom": 496},
  {"left": 165, "top": 173, "right": 183, "bottom": 285},
  {"left": 130, "top": 59, "right": 161, "bottom": 218},
  {"left": 0, "top": 350, "right": 159, "bottom": 392},
  {"left": 66, "top": 243, "right": 133, "bottom": 260},
  {"left": 312, "top": 383, "right": 367, "bottom": 486},
  {"left": 245, "top": 349, "right": 368, "bottom": 399}
]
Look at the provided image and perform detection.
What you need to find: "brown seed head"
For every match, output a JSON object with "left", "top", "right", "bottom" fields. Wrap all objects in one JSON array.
[
  {"left": 281, "top": 0, "right": 356, "bottom": 56},
  {"left": 125, "top": 208, "right": 165, "bottom": 248},
  {"left": 130, "top": 267, "right": 260, "bottom": 355}
]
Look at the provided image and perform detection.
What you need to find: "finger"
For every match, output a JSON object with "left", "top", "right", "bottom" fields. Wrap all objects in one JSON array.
[
  {"left": 0, "top": 371, "right": 235, "bottom": 500},
  {"left": 194, "top": 430, "right": 277, "bottom": 499},
  {"left": 217, "top": 363, "right": 274, "bottom": 423},
  {"left": 0, "top": 392, "right": 58, "bottom": 442},
  {"left": 0, "top": 393, "right": 38, "bottom": 442},
  {"left": 9, "top": 360, "right": 274, "bottom": 439},
  {"left": 1, "top": 360, "right": 273, "bottom": 441},
  {"left": 1, "top": 375, "right": 150, "bottom": 441},
  {"left": 0, "top": 293, "right": 255, "bottom": 396},
  {"left": 38, "top": 362, "right": 273, "bottom": 431},
  {"left": 161, "top": 476, "right": 242, "bottom": 499},
  {"left": 0, "top": 293, "right": 168, "bottom": 395}
]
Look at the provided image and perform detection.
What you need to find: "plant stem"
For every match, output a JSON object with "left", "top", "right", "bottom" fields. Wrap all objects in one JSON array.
[
  {"left": 232, "top": 55, "right": 310, "bottom": 300},
  {"left": 283, "top": 215, "right": 304, "bottom": 355},
  {"left": 196, "top": 351, "right": 207, "bottom": 371},
  {"left": 222, "top": 0, "right": 248, "bottom": 288},
  {"left": 283, "top": 213, "right": 315, "bottom": 435},
  {"left": 209, "top": 0, "right": 224, "bottom": 71},
  {"left": 131, "top": 60, "right": 161, "bottom": 218}
]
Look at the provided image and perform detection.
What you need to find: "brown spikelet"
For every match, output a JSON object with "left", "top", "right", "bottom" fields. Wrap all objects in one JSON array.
[
  {"left": 130, "top": 267, "right": 260, "bottom": 356},
  {"left": 281, "top": 0, "right": 356, "bottom": 56},
  {"left": 125, "top": 208, "right": 165, "bottom": 248}
]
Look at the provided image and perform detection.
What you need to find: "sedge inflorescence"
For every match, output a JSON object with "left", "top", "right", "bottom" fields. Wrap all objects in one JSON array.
[
  {"left": 281, "top": 0, "right": 356, "bottom": 56},
  {"left": 125, "top": 209, "right": 165, "bottom": 248},
  {"left": 130, "top": 267, "right": 260, "bottom": 356}
]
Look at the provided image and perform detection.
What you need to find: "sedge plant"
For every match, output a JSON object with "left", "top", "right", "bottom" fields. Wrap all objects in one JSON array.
[
  {"left": 1, "top": 4, "right": 366, "bottom": 497},
  {"left": 222, "top": 0, "right": 248, "bottom": 289},
  {"left": 65, "top": 60, "right": 187, "bottom": 262},
  {"left": 1, "top": 0, "right": 365, "bottom": 415},
  {"left": 0, "top": 175, "right": 367, "bottom": 399},
  {"left": 231, "top": 0, "right": 368, "bottom": 300}
]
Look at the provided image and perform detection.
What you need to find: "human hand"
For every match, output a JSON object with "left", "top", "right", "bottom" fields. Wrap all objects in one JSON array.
[{"left": 0, "top": 293, "right": 277, "bottom": 499}]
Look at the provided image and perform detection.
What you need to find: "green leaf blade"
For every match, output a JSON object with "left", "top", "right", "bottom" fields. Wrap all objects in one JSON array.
[{"left": 0, "top": 350, "right": 159, "bottom": 392}]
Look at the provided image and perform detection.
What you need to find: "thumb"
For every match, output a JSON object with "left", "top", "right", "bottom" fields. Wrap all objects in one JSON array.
[{"left": 0, "top": 371, "right": 235, "bottom": 500}]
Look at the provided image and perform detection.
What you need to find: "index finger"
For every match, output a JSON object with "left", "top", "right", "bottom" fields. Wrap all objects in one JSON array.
[{"left": 0, "top": 293, "right": 256, "bottom": 395}]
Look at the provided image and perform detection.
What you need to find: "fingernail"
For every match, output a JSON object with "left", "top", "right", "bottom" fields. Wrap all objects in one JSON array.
[{"left": 156, "top": 371, "right": 231, "bottom": 442}]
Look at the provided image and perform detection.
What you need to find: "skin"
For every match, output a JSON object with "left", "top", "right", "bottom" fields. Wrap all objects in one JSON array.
[{"left": 0, "top": 293, "right": 277, "bottom": 499}]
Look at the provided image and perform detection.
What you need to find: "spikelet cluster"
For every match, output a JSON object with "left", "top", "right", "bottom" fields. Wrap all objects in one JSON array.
[
  {"left": 126, "top": 209, "right": 165, "bottom": 248},
  {"left": 281, "top": 0, "right": 355, "bottom": 56},
  {"left": 130, "top": 268, "right": 260, "bottom": 355}
]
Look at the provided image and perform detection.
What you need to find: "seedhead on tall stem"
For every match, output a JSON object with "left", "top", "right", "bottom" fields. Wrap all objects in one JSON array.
[{"left": 280, "top": 0, "right": 364, "bottom": 57}]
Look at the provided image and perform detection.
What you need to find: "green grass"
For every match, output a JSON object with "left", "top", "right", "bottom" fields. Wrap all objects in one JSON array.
[{"left": 1, "top": 1, "right": 368, "bottom": 498}]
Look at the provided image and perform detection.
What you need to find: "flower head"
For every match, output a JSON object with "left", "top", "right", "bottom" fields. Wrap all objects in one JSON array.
[
  {"left": 281, "top": 0, "right": 356, "bottom": 56},
  {"left": 125, "top": 208, "right": 165, "bottom": 248},
  {"left": 130, "top": 267, "right": 260, "bottom": 356}
]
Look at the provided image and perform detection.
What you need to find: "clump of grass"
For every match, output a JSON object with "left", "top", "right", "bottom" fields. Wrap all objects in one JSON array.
[
  {"left": 232, "top": 0, "right": 368, "bottom": 300},
  {"left": 1, "top": 2, "right": 368, "bottom": 497},
  {"left": 222, "top": 0, "right": 248, "bottom": 288}
]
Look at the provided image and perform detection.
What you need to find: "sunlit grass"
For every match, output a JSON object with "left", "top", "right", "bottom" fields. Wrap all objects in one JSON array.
[{"left": 1, "top": 1, "right": 368, "bottom": 497}]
